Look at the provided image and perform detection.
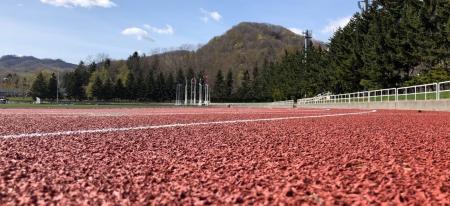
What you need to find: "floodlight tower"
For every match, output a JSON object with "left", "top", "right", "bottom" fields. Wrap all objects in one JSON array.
[
  {"left": 358, "top": 0, "right": 371, "bottom": 13},
  {"left": 303, "top": 30, "right": 313, "bottom": 52},
  {"left": 303, "top": 30, "right": 313, "bottom": 61}
]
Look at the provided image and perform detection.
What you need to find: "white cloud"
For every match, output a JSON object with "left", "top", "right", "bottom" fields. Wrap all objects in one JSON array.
[
  {"left": 321, "top": 16, "right": 351, "bottom": 34},
  {"left": 143, "top": 24, "right": 174, "bottom": 35},
  {"left": 40, "top": 0, "right": 116, "bottom": 8},
  {"left": 121, "top": 27, "right": 153, "bottom": 41},
  {"left": 200, "top": 8, "right": 222, "bottom": 23},
  {"left": 122, "top": 24, "right": 174, "bottom": 41},
  {"left": 289, "top": 28, "right": 304, "bottom": 35}
]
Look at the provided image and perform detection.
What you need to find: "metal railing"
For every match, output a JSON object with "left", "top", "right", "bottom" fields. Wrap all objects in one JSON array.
[{"left": 298, "top": 81, "right": 450, "bottom": 105}]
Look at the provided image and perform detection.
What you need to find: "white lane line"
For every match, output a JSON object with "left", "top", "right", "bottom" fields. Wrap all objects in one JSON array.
[
  {"left": 0, "top": 110, "right": 376, "bottom": 139},
  {"left": 0, "top": 109, "right": 330, "bottom": 117}
]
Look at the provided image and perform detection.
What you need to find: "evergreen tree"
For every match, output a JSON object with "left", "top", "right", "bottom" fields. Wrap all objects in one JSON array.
[
  {"left": 186, "top": 67, "right": 195, "bottom": 81},
  {"left": 165, "top": 72, "right": 175, "bottom": 101},
  {"left": 88, "top": 62, "right": 97, "bottom": 74},
  {"left": 251, "top": 64, "right": 264, "bottom": 101},
  {"left": 114, "top": 79, "right": 125, "bottom": 99},
  {"left": 135, "top": 76, "right": 146, "bottom": 100},
  {"left": 213, "top": 69, "right": 225, "bottom": 101},
  {"left": 65, "top": 61, "right": 90, "bottom": 100},
  {"left": 102, "top": 78, "right": 113, "bottom": 100},
  {"left": 145, "top": 70, "right": 155, "bottom": 101},
  {"left": 127, "top": 52, "right": 141, "bottom": 74},
  {"left": 176, "top": 68, "right": 185, "bottom": 84},
  {"left": 91, "top": 76, "right": 103, "bottom": 100},
  {"left": 47, "top": 73, "right": 58, "bottom": 100},
  {"left": 30, "top": 72, "right": 48, "bottom": 100},
  {"left": 125, "top": 72, "right": 136, "bottom": 99},
  {"left": 225, "top": 70, "right": 234, "bottom": 100},
  {"left": 238, "top": 70, "right": 251, "bottom": 101},
  {"left": 155, "top": 72, "right": 166, "bottom": 101}
]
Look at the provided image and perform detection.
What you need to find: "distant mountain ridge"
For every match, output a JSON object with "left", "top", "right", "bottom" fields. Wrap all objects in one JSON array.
[{"left": 0, "top": 55, "right": 76, "bottom": 73}]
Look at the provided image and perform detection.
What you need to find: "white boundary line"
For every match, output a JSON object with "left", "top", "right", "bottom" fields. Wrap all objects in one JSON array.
[{"left": 0, "top": 110, "right": 376, "bottom": 139}]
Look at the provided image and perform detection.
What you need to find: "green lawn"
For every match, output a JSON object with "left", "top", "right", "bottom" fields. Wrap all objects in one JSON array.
[{"left": 0, "top": 102, "right": 177, "bottom": 109}]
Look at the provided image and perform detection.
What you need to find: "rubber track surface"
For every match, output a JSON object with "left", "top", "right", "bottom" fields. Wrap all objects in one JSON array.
[{"left": 0, "top": 108, "right": 449, "bottom": 205}]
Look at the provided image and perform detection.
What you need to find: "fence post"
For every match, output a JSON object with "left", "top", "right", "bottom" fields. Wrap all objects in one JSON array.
[
  {"left": 387, "top": 89, "right": 390, "bottom": 102},
  {"left": 425, "top": 85, "right": 427, "bottom": 101},
  {"left": 415, "top": 87, "right": 417, "bottom": 101},
  {"left": 380, "top": 90, "right": 383, "bottom": 102},
  {"left": 436, "top": 83, "right": 440, "bottom": 100},
  {"left": 395, "top": 88, "right": 398, "bottom": 102},
  {"left": 405, "top": 88, "right": 408, "bottom": 101}
]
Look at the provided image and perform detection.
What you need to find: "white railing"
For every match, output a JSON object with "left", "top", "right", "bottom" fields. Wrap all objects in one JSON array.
[{"left": 297, "top": 80, "right": 450, "bottom": 105}]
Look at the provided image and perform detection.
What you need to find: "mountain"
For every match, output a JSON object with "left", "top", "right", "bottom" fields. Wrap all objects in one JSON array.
[
  {"left": 0, "top": 55, "right": 76, "bottom": 73},
  {"left": 143, "top": 22, "right": 325, "bottom": 83}
]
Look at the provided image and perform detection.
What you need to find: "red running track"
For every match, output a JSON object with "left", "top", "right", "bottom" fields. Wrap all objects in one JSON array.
[{"left": 0, "top": 107, "right": 449, "bottom": 205}]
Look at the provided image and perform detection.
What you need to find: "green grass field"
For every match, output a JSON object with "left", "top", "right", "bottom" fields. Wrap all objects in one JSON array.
[{"left": 0, "top": 102, "right": 176, "bottom": 109}]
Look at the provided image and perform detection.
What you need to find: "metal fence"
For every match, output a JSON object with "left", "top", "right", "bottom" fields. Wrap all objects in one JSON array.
[{"left": 298, "top": 81, "right": 450, "bottom": 104}]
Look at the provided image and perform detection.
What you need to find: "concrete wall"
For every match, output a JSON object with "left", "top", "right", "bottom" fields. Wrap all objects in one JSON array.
[
  {"left": 297, "top": 100, "right": 450, "bottom": 112},
  {"left": 211, "top": 102, "right": 294, "bottom": 108}
]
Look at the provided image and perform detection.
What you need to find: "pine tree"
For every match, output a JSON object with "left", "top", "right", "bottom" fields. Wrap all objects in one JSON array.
[
  {"left": 225, "top": 70, "right": 234, "bottom": 100},
  {"left": 114, "top": 79, "right": 125, "bottom": 99},
  {"left": 88, "top": 62, "right": 97, "bottom": 74},
  {"left": 155, "top": 72, "right": 166, "bottom": 101},
  {"left": 47, "top": 73, "right": 58, "bottom": 100},
  {"left": 165, "top": 72, "right": 175, "bottom": 102},
  {"left": 238, "top": 70, "right": 251, "bottom": 101},
  {"left": 125, "top": 72, "right": 136, "bottom": 100},
  {"left": 91, "top": 76, "right": 103, "bottom": 100},
  {"left": 135, "top": 76, "right": 146, "bottom": 100},
  {"left": 186, "top": 67, "right": 195, "bottom": 81},
  {"left": 145, "top": 70, "right": 155, "bottom": 101},
  {"left": 214, "top": 69, "right": 225, "bottom": 101},
  {"left": 176, "top": 68, "right": 185, "bottom": 84},
  {"left": 102, "top": 78, "right": 113, "bottom": 100},
  {"left": 30, "top": 72, "right": 48, "bottom": 100},
  {"left": 127, "top": 52, "right": 141, "bottom": 74},
  {"left": 65, "top": 61, "right": 88, "bottom": 100}
]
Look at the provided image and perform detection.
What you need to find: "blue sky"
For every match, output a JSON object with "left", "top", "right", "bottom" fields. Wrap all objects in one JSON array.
[{"left": 0, "top": 0, "right": 359, "bottom": 64}]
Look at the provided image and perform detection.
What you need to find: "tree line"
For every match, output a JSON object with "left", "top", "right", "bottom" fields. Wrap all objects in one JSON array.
[{"left": 30, "top": 0, "right": 448, "bottom": 102}]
